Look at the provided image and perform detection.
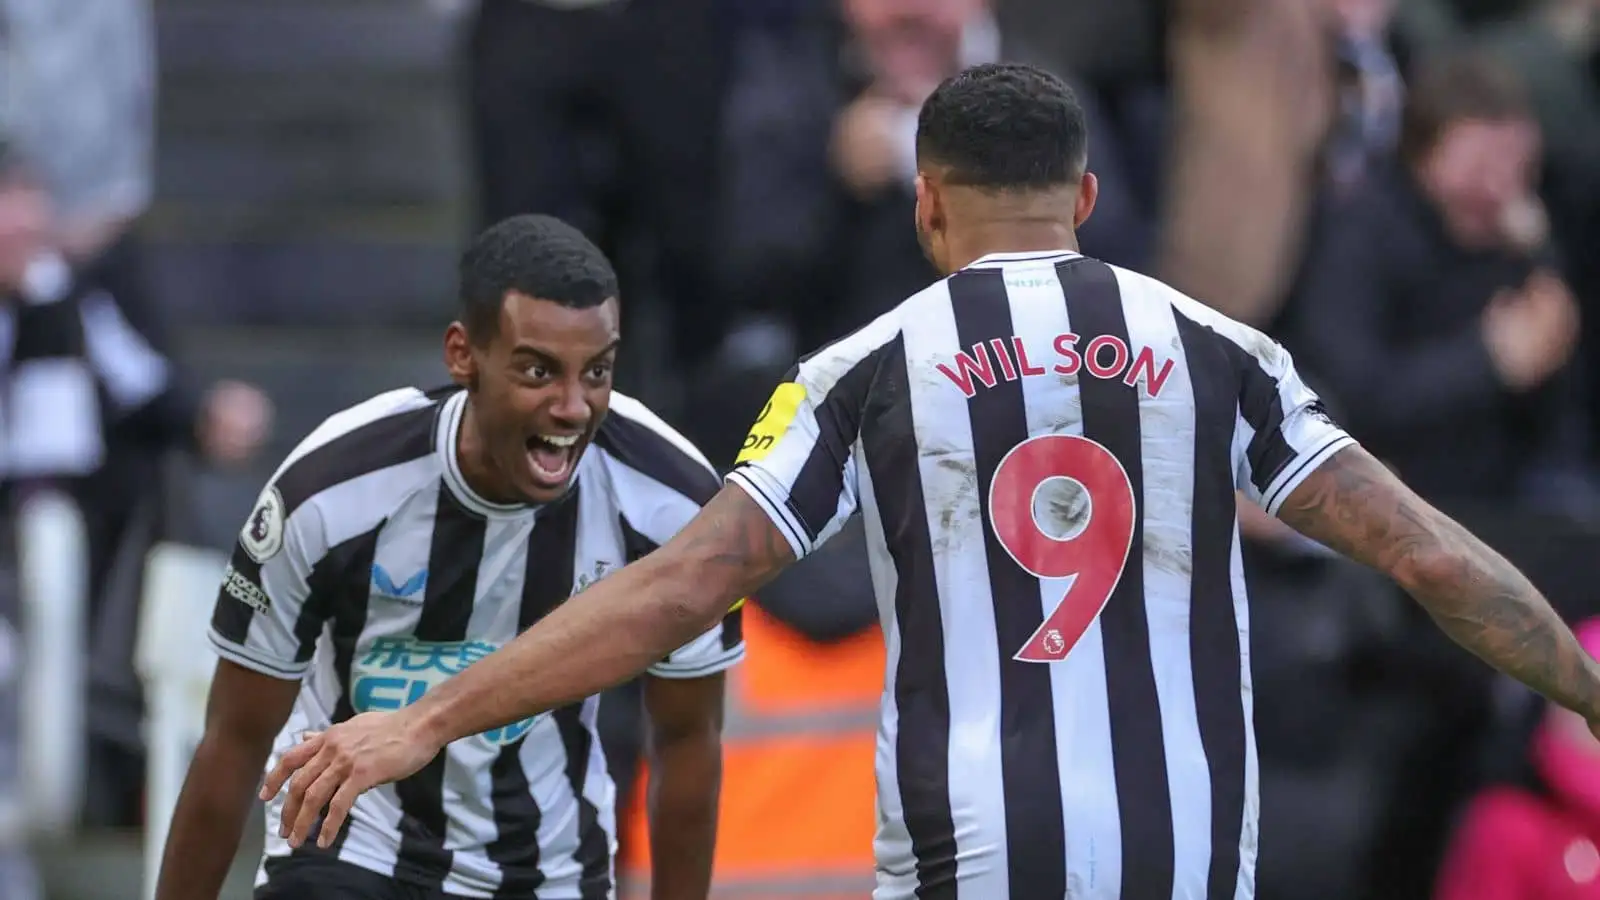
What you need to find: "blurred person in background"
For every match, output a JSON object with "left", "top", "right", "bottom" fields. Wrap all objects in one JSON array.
[
  {"left": 1472, "top": 0, "right": 1600, "bottom": 462},
  {"left": 1291, "top": 51, "right": 1600, "bottom": 898},
  {"left": 1320, "top": 0, "right": 1406, "bottom": 196},
  {"left": 1291, "top": 51, "right": 1593, "bottom": 518},
  {"left": 696, "top": 0, "right": 1151, "bottom": 460},
  {"left": 1, "top": 0, "right": 274, "bottom": 830},
  {"left": 1435, "top": 618, "right": 1600, "bottom": 899}
]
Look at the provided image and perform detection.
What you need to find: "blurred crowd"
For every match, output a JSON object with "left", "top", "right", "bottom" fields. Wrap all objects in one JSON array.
[{"left": 3, "top": 0, "right": 1600, "bottom": 896}]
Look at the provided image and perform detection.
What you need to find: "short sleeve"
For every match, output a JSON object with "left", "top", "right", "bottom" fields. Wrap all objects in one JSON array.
[
  {"left": 207, "top": 483, "right": 330, "bottom": 680},
  {"left": 725, "top": 319, "right": 897, "bottom": 560},
  {"left": 1234, "top": 339, "right": 1357, "bottom": 516},
  {"left": 597, "top": 394, "right": 747, "bottom": 680}
]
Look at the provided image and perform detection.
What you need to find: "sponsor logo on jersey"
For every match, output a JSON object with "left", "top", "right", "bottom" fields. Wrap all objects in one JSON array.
[
  {"left": 240, "top": 485, "right": 286, "bottom": 563},
  {"left": 352, "top": 637, "right": 537, "bottom": 745},
  {"left": 221, "top": 564, "right": 271, "bottom": 615},
  {"left": 736, "top": 382, "right": 806, "bottom": 464},
  {"left": 371, "top": 564, "right": 428, "bottom": 603}
]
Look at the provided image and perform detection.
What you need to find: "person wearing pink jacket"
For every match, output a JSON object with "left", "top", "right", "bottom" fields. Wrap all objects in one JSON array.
[{"left": 1436, "top": 619, "right": 1600, "bottom": 899}]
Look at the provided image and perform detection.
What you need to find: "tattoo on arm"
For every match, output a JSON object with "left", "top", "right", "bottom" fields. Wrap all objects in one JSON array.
[
  {"left": 672, "top": 486, "right": 797, "bottom": 608},
  {"left": 1276, "top": 446, "right": 1600, "bottom": 719}
]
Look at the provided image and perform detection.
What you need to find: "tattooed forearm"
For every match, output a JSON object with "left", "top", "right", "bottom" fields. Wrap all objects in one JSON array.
[
  {"left": 410, "top": 485, "right": 794, "bottom": 746},
  {"left": 676, "top": 486, "right": 797, "bottom": 605},
  {"left": 1277, "top": 446, "right": 1600, "bottom": 719}
]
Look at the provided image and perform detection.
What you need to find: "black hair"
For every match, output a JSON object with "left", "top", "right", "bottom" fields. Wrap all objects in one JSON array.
[
  {"left": 457, "top": 214, "right": 619, "bottom": 342},
  {"left": 915, "top": 62, "right": 1089, "bottom": 191}
]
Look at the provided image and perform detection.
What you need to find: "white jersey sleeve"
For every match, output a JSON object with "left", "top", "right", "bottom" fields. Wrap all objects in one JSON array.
[
  {"left": 725, "top": 314, "right": 901, "bottom": 560},
  {"left": 208, "top": 483, "right": 330, "bottom": 680},
  {"left": 1230, "top": 336, "right": 1357, "bottom": 515}
]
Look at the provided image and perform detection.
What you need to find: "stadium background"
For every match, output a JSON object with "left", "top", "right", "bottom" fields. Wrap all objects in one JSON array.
[{"left": 3, "top": 0, "right": 1600, "bottom": 897}]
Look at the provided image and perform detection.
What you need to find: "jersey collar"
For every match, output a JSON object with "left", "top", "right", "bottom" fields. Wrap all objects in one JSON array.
[{"left": 963, "top": 250, "right": 1081, "bottom": 270}]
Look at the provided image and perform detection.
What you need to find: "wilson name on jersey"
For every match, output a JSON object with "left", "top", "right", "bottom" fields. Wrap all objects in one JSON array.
[
  {"left": 210, "top": 386, "right": 745, "bottom": 899},
  {"left": 727, "top": 250, "right": 1353, "bottom": 900}
]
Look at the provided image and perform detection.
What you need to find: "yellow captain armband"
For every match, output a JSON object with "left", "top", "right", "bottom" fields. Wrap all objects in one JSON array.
[{"left": 735, "top": 382, "right": 806, "bottom": 464}]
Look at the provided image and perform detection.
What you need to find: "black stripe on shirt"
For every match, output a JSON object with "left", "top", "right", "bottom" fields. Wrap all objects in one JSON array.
[
  {"left": 487, "top": 489, "right": 583, "bottom": 895},
  {"left": 1175, "top": 312, "right": 1248, "bottom": 899},
  {"left": 275, "top": 402, "right": 440, "bottom": 516},
  {"left": 948, "top": 268, "right": 1067, "bottom": 897},
  {"left": 555, "top": 702, "right": 614, "bottom": 900},
  {"left": 1234, "top": 349, "right": 1293, "bottom": 497},
  {"left": 859, "top": 334, "right": 957, "bottom": 898},
  {"left": 295, "top": 526, "right": 383, "bottom": 859},
  {"left": 1057, "top": 257, "right": 1175, "bottom": 897},
  {"left": 785, "top": 352, "right": 879, "bottom": 540},
  {"left": 392, "top": 488, "right": 488, "bottom": 889},
  {"left": 594, "top": 409, "right": 718, "bottom": 505}
]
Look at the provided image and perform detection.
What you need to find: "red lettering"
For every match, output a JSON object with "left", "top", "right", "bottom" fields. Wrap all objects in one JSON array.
[
  {"left": 989, "top": 338, "right": 1018, "bottom": 381},
  {"left": 935, "top": 344, "right": 998, "bottom": 397},
  {"left": 1052, "top": 333, "right": 1082, "bottom": 375},
  {"left": 1123, "top": 345, "right": 1175, "bottom": 397},
  {"left": 1012, "top": 337, "right": 1046, "bottom": 376},
  {"left": 1085, "top": 335, "right": 1129, "bottom": 379}
]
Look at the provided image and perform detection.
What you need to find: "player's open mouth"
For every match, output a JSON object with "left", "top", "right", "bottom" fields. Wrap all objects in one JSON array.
[{"left": 525, "top": 433, "right": 579, "bottom": 485}]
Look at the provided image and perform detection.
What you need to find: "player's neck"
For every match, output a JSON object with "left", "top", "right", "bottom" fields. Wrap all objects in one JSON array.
[
  {"left": 945, "top": 221, "right": 1080, "bottom": 272},
  {"left": 455, "top": 397, "right": 519, "bottom": 505}
]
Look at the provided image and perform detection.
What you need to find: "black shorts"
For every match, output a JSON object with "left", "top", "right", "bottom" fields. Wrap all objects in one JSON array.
[{"left": 256, "top": 855, "right": 479, "bottom": 900}]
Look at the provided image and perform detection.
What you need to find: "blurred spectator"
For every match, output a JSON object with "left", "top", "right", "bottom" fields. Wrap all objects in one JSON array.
[
  {"left": 461, "top": 0, "right": 731, "bottom": 375},
  {"left": 699, "top": 0, "right": 1153, "bottom": 462},
  {"left": 0, "top": 154, "right": 273, "bottom": 829},
  {"left": 3, "top": 0, "right": 275, "bottom": 831},
  {"left": 1321, "top": 0, "right": 1406, "bottom": 195},
  {"left": 1290, "top": 51, "right": 1597, "bottom": 517},
  {"left": 1434, "top": 619, "right": 1600, "bottom": 899},
  {"left": 1473, "top": 0, "right": 1600, "bottom": 462}
]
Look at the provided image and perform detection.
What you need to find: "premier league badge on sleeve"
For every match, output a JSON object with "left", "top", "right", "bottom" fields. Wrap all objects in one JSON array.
[{"left": 240, "top": 485, "right": 287, "bottom": 563}]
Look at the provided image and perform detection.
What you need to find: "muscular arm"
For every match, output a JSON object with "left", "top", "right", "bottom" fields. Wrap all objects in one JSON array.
[
  {"left": 1277, "top": 445, "right": 1600, "bottom": 718},
  {"left": 154, "top": 660, "right": 299, "bottom": 900},
  {"left": 413, "top": 485, "right": 793, "bottom": 746},
  {"left": 641, "top": 674, "right": 726, "bottom": 900}
]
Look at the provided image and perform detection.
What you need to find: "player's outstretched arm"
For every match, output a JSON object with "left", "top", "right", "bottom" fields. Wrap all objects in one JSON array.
[
  {"left": 154, "top": 660, "right": 300, "bottom": 900},
  {"left": 1276, "top": 445, "right": 1600, "bottom": 723},
  {"left": 263, "top": 485, "right": 794, "bottom": 849}
]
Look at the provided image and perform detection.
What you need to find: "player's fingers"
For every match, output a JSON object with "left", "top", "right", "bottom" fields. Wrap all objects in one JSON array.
[
  {"left": 287, "top": 763, "right": 344, "bottom": 849},
  {"left": 278, "top": 749, "right": 333, "bottom": 839},
  {"left": 260, "top": 732, "right": 325, "bottom": 801},
  {"left": 317, "top": 778, "right": 366, "bottom": 850}
]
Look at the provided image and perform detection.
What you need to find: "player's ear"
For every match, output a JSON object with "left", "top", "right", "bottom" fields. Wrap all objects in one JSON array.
[
  {"left": 444, "top": 321, "right": 478, "bottom": 391},
  {"left": 914, "top": 173, "right": 943, "bottom": 235},
  {"left": 1074, "top": 171, "right": 1098, "bottom": 228}
]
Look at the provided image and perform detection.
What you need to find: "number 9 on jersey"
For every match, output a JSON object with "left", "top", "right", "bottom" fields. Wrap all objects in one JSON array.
[{"left": 987, "top": 434, "right": 1137, "bottom": 663}]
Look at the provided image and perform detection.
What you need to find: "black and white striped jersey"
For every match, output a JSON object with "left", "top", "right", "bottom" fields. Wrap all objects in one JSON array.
[
  {"left": 209, "top": 386, "right": 745, "bottom": 899},
  {"left": 726, "top": 250, "right": 1355, "bottom": 900}
]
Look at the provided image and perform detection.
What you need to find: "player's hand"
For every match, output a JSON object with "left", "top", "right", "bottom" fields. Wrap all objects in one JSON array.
[
  {"left": 1482, "top": 273, "right": 1579, "bottom": 392},
  {"left": 259, "top": 710, "right": 441, "bottom": 849}
]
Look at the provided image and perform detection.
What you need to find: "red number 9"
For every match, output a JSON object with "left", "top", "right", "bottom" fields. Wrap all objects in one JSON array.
[{"left": 988, "top": 434, "right": 1137, "bottom": 663}]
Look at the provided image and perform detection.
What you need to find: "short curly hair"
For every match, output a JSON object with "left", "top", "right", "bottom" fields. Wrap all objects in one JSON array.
[
  {"left": 916, "top": 63, "right": 1089, "bottom": 191},
  {"left": 458, "top": 214, "right": 619, "bottom": 343}
]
